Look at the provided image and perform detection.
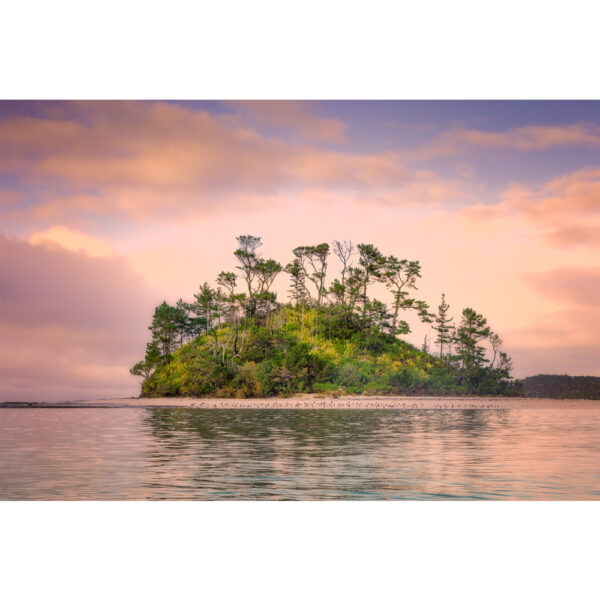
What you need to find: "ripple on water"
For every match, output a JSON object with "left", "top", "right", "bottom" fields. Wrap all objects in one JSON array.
[{"left": 1, "top": 407, "right": 599, "bottom": 500}]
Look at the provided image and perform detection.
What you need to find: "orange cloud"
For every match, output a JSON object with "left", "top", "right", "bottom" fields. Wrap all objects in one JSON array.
[
  {"left": 0, "top": 101, "right": 464, "bottom": 226},
  {"left": 29, "top": 225, "right": 115, "bottom": 257},
  {"left": 463, "top": 168, "right": 600, "bottom": 247},
  {"left": 545, "top": 225, "right": 600, "bottom": 247}
]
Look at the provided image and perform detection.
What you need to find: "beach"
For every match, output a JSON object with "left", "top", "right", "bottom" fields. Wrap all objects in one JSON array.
[{"left": 2, "top": 395, "right": 598, "bottom": 409}]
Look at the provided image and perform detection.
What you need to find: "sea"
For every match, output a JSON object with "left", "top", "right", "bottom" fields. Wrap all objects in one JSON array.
[{"left": 1, "top": 406, "right": 599, "bottom": 500}]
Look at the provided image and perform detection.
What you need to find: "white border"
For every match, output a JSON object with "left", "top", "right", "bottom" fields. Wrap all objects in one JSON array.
[
  {"left": 1, "top": 2, "right": 598, "bottom": 598},
  {"left": 1, "top": 501, "right": 598, "bottom": 599},
  {"left": 1, "top": 1, "right": 599, "bottom": 99}
]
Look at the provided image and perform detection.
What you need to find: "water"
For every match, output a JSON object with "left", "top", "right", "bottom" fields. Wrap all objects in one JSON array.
[{"left": 1, "top": 407, "right": 599, "bottom": 500}]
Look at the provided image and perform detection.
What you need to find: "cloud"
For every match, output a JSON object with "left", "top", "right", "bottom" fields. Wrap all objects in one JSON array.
[
  {"left": 544, "top": 225, "right": 600, "bottom": 247},
  {"left": 409, "top": 122, "right": 600, "bottom": 160},
  {"left": 463, "top": 168, "right": 600, "bottom": 248},
  {"left": 224, "top": 100, "right": 348, "bottom": 143},
  {"left": 0, "top": 235, "right": 157, "bottom": 401},
  {"left": 0, "top": 101, "right": 464, "bottom": 226},
  {"left": 29, "top": 225, "right": 115, "bottom": 257}
]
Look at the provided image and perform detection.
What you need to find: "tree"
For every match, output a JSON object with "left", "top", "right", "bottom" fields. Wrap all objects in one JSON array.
[
  {"left": 175, "top": 299, "right": 193, "bottom": 346},
  {"left": 488, "top": 332, "right": 503, "bottom": 369},
  {"left": 356, "top": 243, "right": 385, "bottom": 320},
  {"left": 193, "top": 283, "right": 221, "bottom": 334},
  {"left": 446, "top": 324, "right": 457, "bottom": 360},
  {"left": 381, "top": 256, "right": 432, "bottom": 336},
  {"left": 129, "top": 341, "right": 162, "bottom": 379},
  {"left": 234, "top": 234, "right": 262, "bottom": 317},
  {"left": 497, "top": 352, "right": 513, "bottom": 377},
  {"left": 292, "top": 243, "right": 329, "bottom": 306},
  {"left": 285, "top": 258, "right": 309, "bottom": 305},
  {"left": 454, "top": 308, "right": 491, "bottom": 371},
  {"left": 364, "top": 298, "right": 392, "bottom": 333},
  {"left": 233, "top": 235, "right": 281, "bottom": 320},
  {"left": 255, "top": 258, "right": 282, "bottom": 295},
  {"left": 330, "top": 240, "right": 355, "bottom": 305},
  {"left": 345, "top": 266, "right": 365, "bottom": 312},
  {"left": 216, "top": 271, "right": 237, "bottom": 296},
  {"left": 149, "top": 301, "right": 182, "bottom": 357},
  {"left": 432, "top": 293, "right": 454, "bottom": 359},
  {"left": 487, "top": 333, "right": 514, "bottom": 384}
]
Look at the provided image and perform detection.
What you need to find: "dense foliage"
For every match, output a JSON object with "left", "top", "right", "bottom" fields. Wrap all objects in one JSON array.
[
  {"left": 522, "top": 375, "right": 600, "bottom": 399},
  {"left": 132, "top": 235, "right": 522, "bottom": 398}
]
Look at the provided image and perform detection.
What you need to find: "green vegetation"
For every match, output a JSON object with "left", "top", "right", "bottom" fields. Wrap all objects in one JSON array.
[
  {"left": 522, "top": 375, "right": 600, "bottom": 399},
  {"left": 132, "top": 235, "right": 522, "bottom": 398}
]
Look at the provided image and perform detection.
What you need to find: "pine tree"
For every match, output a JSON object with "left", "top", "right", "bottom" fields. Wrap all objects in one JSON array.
[
  {"left": 454, "top": 308, "right": 491, "bottom": 371},
  {"left": 432, "top": 293, "right": 454, "bottom": 360}
]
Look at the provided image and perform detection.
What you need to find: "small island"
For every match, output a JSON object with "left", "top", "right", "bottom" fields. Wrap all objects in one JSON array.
[{"left": 131, "top": 235, "right": 522, "bottom": 399}]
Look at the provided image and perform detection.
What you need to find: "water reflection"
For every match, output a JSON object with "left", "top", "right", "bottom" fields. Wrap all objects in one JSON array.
[{"left": 1, "top": 408, "right": 599, "bottom": 500}]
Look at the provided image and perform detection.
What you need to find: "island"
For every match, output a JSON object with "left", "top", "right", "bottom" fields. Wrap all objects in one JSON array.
[{"left": 129, "top": 235, "right": 524, "bottom": 399}]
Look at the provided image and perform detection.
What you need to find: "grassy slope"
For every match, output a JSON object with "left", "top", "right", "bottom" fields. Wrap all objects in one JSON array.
[{"left": 142, "top": 306, "right": 515, "bottom": 398}]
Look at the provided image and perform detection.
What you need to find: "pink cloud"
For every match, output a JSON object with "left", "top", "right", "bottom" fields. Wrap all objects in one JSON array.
[
  {"left": 0, "top": 235, "right": 158, "bottom": 401},
  {"left": 1, "top": 101, "right": 464, "bottom": 227}
]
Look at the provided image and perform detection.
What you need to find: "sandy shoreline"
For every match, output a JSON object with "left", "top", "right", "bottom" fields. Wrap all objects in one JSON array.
[{"left": 2, "top": 395, "right": 598, "bottom": 410}]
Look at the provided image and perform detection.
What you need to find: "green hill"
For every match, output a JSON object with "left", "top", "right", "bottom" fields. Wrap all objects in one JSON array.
[{"left": 132, "top": 235, "right": 523, "bottom": 398}]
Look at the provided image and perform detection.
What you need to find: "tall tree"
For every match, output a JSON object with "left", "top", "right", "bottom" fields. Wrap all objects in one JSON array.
[
  {"left": 234, "top": 234, "right": 262, "bottom": 317},
  {"left": 356, "top": 243, "right": 385, "bottom": 320},
  {"left": 345, "top": 266, "right": 365, "bottom": 311},
  {"left": 454, "top": 308, "right": 491, "bottom": 371},
  {"left": 432, "top": 293, "right": 454, "bottom": 359},
  {"left": 285, "top": 258, "right": 309, "bottom": 305},
  {"left": 381, "top": 256, "right": 432, "bottom": 336},
  {"left": 175, "top": 299, "right": 192, "bottom": 346},
  {"left": 149, "top": 301, "right": 182, "bottom": 357},
  {"left": 233, "top": 235, "right": 281, "bottom": 320},
  {"left": 255, "top": 258, "right": 282, "bottom": 295},
  {"left": 292, "top": 243, "right": 330, "bottom": 306},
  {"left": 254, "top": 258, "right": 282, "bottom": 323},
  {"left": 488, "top": 332, "right": 503, "bottom": 369},
  {"left": 331, "top": 240, "right": 355, "bottom": 305},
  {"left": 193, "top": 283, "right": 220, "bottom": 334}
]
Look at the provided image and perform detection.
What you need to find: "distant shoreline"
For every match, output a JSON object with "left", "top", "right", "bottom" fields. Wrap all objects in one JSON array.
[{"left": 2, "top": 395, "right": 599, "bottom": 410}]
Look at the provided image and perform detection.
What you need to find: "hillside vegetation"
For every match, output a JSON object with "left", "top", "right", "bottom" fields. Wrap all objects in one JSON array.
[{"left": 132, "top": 235, "right": 522, "bottom": 398}]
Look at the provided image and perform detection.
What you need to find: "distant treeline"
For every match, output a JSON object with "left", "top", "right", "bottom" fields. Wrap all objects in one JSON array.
[{"left": 522, "top": 375, "right": 600, "bottom": 400}]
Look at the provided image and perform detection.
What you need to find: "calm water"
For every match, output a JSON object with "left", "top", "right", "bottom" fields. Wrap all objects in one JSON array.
[{"left": 1, "top": 407, "right": 599, "bottom": 500}]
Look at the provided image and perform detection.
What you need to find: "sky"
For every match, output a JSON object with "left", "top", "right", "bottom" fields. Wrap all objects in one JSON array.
[{"left": 1, "top": 100, "right": 599, "bottom": 401}]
